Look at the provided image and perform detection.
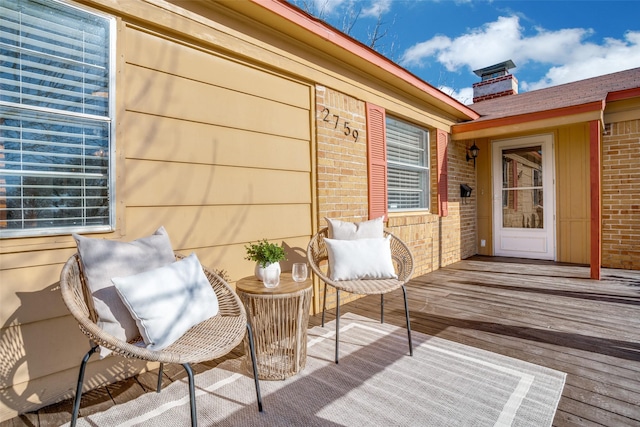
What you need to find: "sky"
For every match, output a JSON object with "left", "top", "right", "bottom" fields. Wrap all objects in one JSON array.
[{"left": 289, "top": 0, "right": 640, "bottom": 105}]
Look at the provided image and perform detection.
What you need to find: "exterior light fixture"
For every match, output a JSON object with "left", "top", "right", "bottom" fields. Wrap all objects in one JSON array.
[{"left": 466, "top": 142, "right": 479, "bottom": 167}]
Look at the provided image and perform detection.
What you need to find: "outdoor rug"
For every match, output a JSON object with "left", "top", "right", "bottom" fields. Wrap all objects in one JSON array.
[{"left": 67, "top": 313, "right": 566, "bottom": 426}]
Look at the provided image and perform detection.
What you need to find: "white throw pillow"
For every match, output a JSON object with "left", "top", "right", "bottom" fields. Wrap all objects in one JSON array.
[
  {"left": 112, "top": 253, "right": 219, "bottom": 351},
  {"left": 324, "top": 236, "right": 398, "bottom": 281},
  {"left": 73, "top": 227, "right": 176, "bottom": 357},
  {"left": 325, "top": 216, "right": 384, "bottom": 240}
]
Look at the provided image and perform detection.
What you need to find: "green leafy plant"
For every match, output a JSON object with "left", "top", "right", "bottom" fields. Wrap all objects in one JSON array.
[{"left": 244, "top": 239, "right": 287, "bottom": 267}]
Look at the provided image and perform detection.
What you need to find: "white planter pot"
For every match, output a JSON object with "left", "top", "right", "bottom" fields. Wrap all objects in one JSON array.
[{"left": 254, "top": 261, "right": 281, "bottom": 281}]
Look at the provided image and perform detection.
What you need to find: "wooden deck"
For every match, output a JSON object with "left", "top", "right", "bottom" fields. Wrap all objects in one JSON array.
[{"left": 3, "top": 256, "right": 640, "bottom": 426}]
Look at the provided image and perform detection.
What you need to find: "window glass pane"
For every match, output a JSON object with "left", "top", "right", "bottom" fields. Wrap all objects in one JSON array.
[
  {"left": 502, "top": 189, "right": 544, "bottom": 229},
  {"left": 0, "top": 0, "right": 113, "bottom": 237},
  {"left": 386, "top": 116, "right": 429, "bottom": 210},
  {"left": 501, "top": 145, "right": 544, "bottom": 229},
  {"left": 1, "top": 107, "right": 110, "bottom": 230},
  {"left": 2, "top": 175, "right": 109, "bottom": 229},
  {"left": 388, "top": 165, "right": 426, "bottom": 209},
  {"left": 0, "top": 0, "right": 110, "bottom": 116},
  {"left": 502, "top": 146, "right": 542, "bottom": 189},
  {"left": 2, "top": 113, "right": 108, "bottom": 174}
]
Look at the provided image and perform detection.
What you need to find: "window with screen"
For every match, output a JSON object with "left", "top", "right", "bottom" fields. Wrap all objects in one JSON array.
[
  {"left": 386, "top": 116, "right": 430, "bottom": 211},
  {"left": 0, "top": 0, "right": 115, "bottom": 237}
]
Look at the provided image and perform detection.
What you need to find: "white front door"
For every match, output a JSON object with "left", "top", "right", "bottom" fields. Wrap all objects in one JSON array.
[{"left": 492, "top": 134, "right": 555, "bottom": 260}]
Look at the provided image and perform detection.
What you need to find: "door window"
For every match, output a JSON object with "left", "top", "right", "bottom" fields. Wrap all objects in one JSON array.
[{"left": 501, "top": 146, "right": 543, "bottom": 229}]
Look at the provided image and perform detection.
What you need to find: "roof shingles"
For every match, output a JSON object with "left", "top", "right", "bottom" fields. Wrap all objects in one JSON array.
[{"left": 469, "top": 67, "right": 640, "bottom": 122}]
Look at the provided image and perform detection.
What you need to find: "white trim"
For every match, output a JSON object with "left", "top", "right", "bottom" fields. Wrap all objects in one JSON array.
[{"left": 492, "top": 134, "right": 556, "bottom": 260}]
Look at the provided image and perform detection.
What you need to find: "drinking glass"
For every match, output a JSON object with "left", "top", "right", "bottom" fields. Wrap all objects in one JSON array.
[
  {"left": 292, "top": 263, "right": 308, "bottom": 283},
  {"left": 262, "top": 268, "right": 280, "bottom": 288}
]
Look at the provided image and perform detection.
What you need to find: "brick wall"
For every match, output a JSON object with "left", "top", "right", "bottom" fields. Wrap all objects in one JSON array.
[
  {"left": 602, "top": 119, "right": 640, "bottom": 270},
  {"left": 316, "top": 85, "right": 369, "bottom": 222},
  {"left": 472, "top": 74, "right": 518, "bottom": 103},
  {"left": 386, "top": 138, "right": 477, "bottom": 275},
  {"left": 450, "top": 139, "right": 479, "bottom": 262},
  {"left": 315, "top": 86, "right": 368, "bottom": 308},
  {"left": 314, "top": 85, "right": 478, "bottom": 290},
  {"left": 472, "top": 90, "right": 517, "bottom": 103}
]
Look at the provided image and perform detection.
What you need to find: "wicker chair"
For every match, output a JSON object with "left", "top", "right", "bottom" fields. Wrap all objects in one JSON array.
[
  {"left": 307, "top": 227, "right": 414, "bottom": 363},
  {"left": 60, "top": 253, "right": 263, "bottom": 427}
]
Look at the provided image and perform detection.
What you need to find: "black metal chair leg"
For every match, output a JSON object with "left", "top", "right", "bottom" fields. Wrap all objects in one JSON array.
[
  {"left": 335, "top": 289, "right": 340, "bottom": 364},
  {"left": 321, "top": 283, "right": 328, "bottom": 327},
  {"left": 182, "top": 363, "right": 197, "bottom": 427},
  {"left": 380, "top": 294, "right": 384, "bottom": 323},
  {"left": 157, "top": 363, "right": 164, "bottom": 393},
  {"left": 246, "top": 323, "right": 263, "bottom": 412},
  {"left": 70, "top": 345, "right": 99, "bottom": 427},
  {"left": 402, "top": 285, "right": 413, "bottom": 356}
]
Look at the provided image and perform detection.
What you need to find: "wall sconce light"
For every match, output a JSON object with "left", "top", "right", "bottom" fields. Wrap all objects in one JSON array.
[{"left": 466, "top": 141, "right": 479, "bottom": 167}]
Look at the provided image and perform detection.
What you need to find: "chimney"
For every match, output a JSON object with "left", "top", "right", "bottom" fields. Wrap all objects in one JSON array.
[{"left": 472, "top": 60, "right": 518, "bottom": 103}]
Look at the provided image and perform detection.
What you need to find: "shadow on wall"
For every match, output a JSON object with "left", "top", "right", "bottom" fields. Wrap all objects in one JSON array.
[
  {"left": 0, "top": 284, "right": 66, "bottom": 416},
  {"left": 0, "top": 284, "right": 71, "bottom": 417},
  {"left": 0, "top": 284, "right": 142, "bottom": 419},
  {"left": 280, "top": 242, "right": 308, "bottom": 272}
]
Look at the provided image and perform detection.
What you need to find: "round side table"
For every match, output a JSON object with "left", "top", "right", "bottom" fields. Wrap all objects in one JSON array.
[{"left": 236, "top": 275, "right": 312, "bottom": 380}]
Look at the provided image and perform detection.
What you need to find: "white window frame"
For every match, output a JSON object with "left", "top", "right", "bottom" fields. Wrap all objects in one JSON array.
[
  {"left": 386, "top": 116, "right": 430, "bottom": 211},
  {"left": 0, "top": 0, "right": 116, "bottom": 238}
]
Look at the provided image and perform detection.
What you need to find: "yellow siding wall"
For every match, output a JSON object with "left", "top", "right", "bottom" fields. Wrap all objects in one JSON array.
[
  {"left": 475, "top": 138, "right": 492, "bottom": 255},
  {"left": 556, "top": 124, "right": 590, "bottom": 264},
  {"left": 121, "top": 26, "right": 313, "bottom": 279},
  {"left": 0, "top": 18, "right": 313, "bottom": 421}
]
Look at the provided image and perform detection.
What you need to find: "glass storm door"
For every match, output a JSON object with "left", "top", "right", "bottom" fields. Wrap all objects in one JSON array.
[{"left": 492, "top": 134, "right": 555, "bottom": 260}]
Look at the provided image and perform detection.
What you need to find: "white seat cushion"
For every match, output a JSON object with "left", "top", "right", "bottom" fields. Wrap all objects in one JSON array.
[
  {"left": 112, "top": 253, "right": 219, "bottom": 351},
  {"left": 73, "top": 227, "right": 176, "bottom": 357},
  {"left": 325, "top": 216, "right": 384, "bottom": 240},
  {"left": 324, "top": 236, "right": 397, "bottom": 281}
]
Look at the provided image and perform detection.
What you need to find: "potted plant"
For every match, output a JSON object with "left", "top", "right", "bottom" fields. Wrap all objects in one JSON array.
[{"left": 245, "top": 239, "right": 287, "bottom": 280}]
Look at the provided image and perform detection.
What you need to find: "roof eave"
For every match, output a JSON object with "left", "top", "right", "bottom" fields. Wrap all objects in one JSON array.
[
  {"left": 606, "top": 87, "right": 640, "bottom": 102},
  {"left": 237, "top": 0, "right": 479, "bottom": 121},
  {"left": 451, "top": 100, "right": 605, "bottom": 140}
]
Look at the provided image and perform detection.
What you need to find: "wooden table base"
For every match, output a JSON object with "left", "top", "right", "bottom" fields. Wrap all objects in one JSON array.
[{"left": 237, "top": 276, "right": 312, "bottom": 380}]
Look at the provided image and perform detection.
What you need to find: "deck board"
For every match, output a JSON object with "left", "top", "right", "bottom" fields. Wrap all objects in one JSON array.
[{"left": 2, "top": 256, "right": 639, "bottom": 426}]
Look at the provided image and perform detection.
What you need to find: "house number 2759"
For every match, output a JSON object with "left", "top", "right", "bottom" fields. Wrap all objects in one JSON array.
[{"left": 320, "top": 107, "right": 359, "bottom": 142}]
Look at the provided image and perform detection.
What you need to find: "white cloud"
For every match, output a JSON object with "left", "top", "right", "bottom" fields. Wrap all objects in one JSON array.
[
  {"left": 362, "top": 0, "right": 393, "bottom": 17},
  {"left": 439, "top": 85, "right": 474, "bottom": 105},
  {"left": 299, "top": 2, "right": 640, "bottom": 94},
  {"left": 524, "top": 31, "right": 640, "bottom": 90},
  {"left": 400, "top": 35, "right": 453, "bottom": 66},
  {"left": 399, "top": 16, "right": 640, "bottom": 93},
  {"left": 400, "top": 16, "right": 527, "bottom": 71}
]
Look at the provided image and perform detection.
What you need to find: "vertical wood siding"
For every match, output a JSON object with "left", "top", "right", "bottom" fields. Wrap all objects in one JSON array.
[{"left": 556, "top": 124, "right": 590, "bottom": 265}]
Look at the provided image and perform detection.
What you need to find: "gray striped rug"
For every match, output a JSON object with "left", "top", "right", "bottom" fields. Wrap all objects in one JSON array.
[{"left": 68, "top": 313, "right": 566, "bottom": 426}]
